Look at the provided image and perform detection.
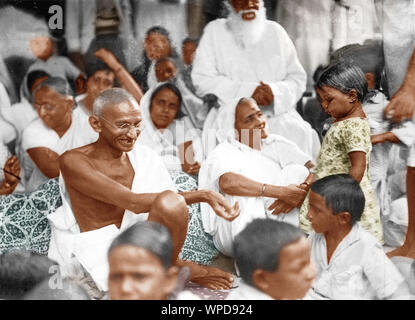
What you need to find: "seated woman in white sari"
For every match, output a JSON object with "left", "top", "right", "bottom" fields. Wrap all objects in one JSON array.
[
  {"left": 137, "top": 82, "right": 203, "bottom": 176},
  {"left": 199, "top": 97, "right": 314, "bottom": 257}
]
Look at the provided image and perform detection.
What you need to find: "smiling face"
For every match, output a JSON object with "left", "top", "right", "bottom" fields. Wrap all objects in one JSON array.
[
  {"left": 108, "top": 245, "right": 177, "bottom": 300},
  {"left": 144, "top": 33, "right": 172, "bottom": 61},
  {"left": 150, "top": 87, "right": 180, "bottom": 130},
  {"left": 33, "top": 86, "right": 73, "bottom": 130},
  {"left": 98, "top": 100, "right": 143, "bottom": 152},
  {"left": 234, "top": 99, "right": 268, "bottom": 147},
  {"left": 255, "top": 237, "right": 316, "bottom": 300},
  {"left": 230, "top": 0, "right": 260, "bottom": 21},
  {"left": 316, "top": 86, "right": 356, "bottom": 120}
]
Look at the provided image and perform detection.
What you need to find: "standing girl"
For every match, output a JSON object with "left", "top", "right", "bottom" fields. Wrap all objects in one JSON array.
[{"left": 299, "top": 62, "right": 382, "bottom": 242}]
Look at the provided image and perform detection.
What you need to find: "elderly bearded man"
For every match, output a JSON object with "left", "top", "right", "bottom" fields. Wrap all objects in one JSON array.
[{"left": 192, "top": 0, "right": 321, "bottom": 160}]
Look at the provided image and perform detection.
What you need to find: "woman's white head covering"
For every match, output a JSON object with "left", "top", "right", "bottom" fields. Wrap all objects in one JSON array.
[{"left": 137, "top": 82, "right": 183, "bottom": 170}]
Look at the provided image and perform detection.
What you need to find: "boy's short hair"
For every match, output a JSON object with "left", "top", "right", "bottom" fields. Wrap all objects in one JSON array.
[
  {"left": 108, "top": 221, "right": 173, "bottom": 269},
  {"left": 233, "top": 219, "right": 304, "bottom": 286},
  {"left": 310, "top": 174, "right": 365, "bottom": 226}
]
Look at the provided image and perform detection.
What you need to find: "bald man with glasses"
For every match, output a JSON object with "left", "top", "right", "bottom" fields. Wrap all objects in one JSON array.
[{"left": 48, "top": 87, "right": 240, "bottom": 296}]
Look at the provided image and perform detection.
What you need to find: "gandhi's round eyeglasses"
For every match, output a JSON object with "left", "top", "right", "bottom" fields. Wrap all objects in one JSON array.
[{"left": 99, "top": 116, "right": 145, "bottom": 133}]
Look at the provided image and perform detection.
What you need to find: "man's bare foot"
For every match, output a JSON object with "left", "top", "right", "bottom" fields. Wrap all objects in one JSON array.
[{"left": 177, "top": 260, "right": 234, "bottom": 290}]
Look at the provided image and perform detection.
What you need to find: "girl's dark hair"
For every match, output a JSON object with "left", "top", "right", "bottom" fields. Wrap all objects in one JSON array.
[
  {"left": 316, "top": 61, "right": 369, "bottom": 103},
  {"left": 150, "top": 82, "right": 185, "bottom": 119}
]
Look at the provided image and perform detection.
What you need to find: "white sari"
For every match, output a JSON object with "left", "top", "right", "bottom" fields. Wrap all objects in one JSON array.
[{"left": 137, "top": 82, "right": 204, "bottom": 171}]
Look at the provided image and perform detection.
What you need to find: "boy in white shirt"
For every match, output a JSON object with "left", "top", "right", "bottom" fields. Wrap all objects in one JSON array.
[
  {"left": 227, "top": 219, "right": 316, "bottom": 300},
  {"left": 306, "top": 174, "right": 410, "bottom": 300}
]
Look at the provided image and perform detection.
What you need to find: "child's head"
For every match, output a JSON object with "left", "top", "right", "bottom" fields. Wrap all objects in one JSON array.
[
  {"left": 316, "top": 61, "right": 368, "bottom": 119},
  {"left": 144, "top": 26, "right": 172, "bottom": 61},
  {"left": 182, "top": 37, "right": 199, "bottom": 66},
  {"left": 307, "top": 174, "right": 365, "bottom": 234},
  {"left": 330, "top": 42, "right": 384, "bottom": 90},
  {"left": 233, "top": 219, "right": 315, "bottom": 300},
  {"left": 107, "top": 221, "right": 179, "bottom": 300},
  {"left": 29, "top": 35, "right": 54, "bottom": 61},
  {"left": 155, "top": 57, "right": 178, "bottom": 82}
]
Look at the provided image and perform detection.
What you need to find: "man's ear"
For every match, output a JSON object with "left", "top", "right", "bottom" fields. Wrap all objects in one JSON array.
[
  {"left": 163, "top": 266, "right": 179, "bottom": 297},
  {"left": 252, "top": 269, "right": 269, "bottom": 292},
  {"left": 347, "top": 89, "right": 358, "bottom": 103},
  {"left": 337, "top": 211, "right": 352, "bottom": 226},
  {"left": 89, "top": 115, "right": 102, "bottom": 133},
  {"left": 365, "top": 72, "right": 375, "bottom": 90},
  {"left": 64, "top": 96, "right": 75, "bottom": 111}
]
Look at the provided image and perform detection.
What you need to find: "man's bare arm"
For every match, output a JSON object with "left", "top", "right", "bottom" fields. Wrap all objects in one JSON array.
[
  {"left": 219, "top": 172, "right": 306, "bottom": 206},
  {"left": 94, "top": 48, "right": 144, "bottom": 104},
  {"left": 179, "top": 189, "right": 240, "bottom": 222},
  {"left": 27, "top": 147, "right": 60, "bottom": 178},
  {"left": 59, "top": 151, "right": 159, "bottom": 213}
]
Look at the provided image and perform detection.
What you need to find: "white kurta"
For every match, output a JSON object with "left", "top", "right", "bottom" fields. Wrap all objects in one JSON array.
[
  {"left": 364, "top": 92, "right": 415, "bottom": 219},
  {"left": 48, "top": 145, "right": 176, "bottom": 291},
  {"left": 199, "top": 135, "right": 310, "bottom": 257},
  {"left": 305, "top": 224, "right": 406, "bottom": 300},
  {"left": 21, "top": 106, "right": 98, "bottom": 191},
  {"left": 192, "top": 18, "right": 320, "bottom": 160}
]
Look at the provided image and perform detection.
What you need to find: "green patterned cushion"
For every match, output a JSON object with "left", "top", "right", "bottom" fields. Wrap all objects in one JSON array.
[
  {"left": 0, "top": 179, "right": 61, "bottom": 255},
  {"left": 169, "top": 170, "right": 220, "bottom": 265}
]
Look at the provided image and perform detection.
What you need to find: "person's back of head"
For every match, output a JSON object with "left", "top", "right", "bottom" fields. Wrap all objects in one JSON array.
[
  {"left": 233, "top": 219, "right": 315, "bottom": 300},
  {"left": 310, "top": 174, "right": 366, "bottom": 226},
  {"left": 0, "top": 249, "right": 57, "bottom": 299}
]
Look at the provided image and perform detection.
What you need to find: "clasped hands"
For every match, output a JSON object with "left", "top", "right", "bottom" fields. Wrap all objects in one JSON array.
[
  {"left": 267, "top": 184, "right": 308, "bottom": 216},
  {"left": 252, "top": 81, "right": 274, "bottom": 106}
]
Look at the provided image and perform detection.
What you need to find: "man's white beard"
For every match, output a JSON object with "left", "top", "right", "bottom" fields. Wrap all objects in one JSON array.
[{"left": 227, "top": 3, "right": 267, "bottom": 49}]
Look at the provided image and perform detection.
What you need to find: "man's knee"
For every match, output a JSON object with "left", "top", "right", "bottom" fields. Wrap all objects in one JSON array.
[{"left": 151, "top": 190, "right": 188, "bottom": 221}]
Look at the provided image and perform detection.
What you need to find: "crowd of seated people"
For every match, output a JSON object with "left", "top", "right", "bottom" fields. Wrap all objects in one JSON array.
[{"left": 0, "top": 0, "right": 414, "bottom": 300}]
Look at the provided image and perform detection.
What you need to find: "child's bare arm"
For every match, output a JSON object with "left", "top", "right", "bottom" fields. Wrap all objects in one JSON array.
[
  {"left": 371, "top": 132, "right": 400, "bottom": 145},
  {"left": 348, "top": 151, "right": 366, "bottom": 183}
]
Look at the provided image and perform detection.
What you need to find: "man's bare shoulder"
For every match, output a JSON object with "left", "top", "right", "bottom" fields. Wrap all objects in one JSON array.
[{"left": 59, "top": 144, "right": 96, "bottom": 172}]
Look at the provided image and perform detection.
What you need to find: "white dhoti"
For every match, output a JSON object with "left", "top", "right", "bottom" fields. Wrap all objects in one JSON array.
[{"left": 48, "top": 145, "right": 176, "bottom": 291}]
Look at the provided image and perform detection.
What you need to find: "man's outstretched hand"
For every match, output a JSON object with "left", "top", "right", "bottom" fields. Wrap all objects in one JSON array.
[{"left": 205, "top": 190, "right": 240, "bottom": 221}]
